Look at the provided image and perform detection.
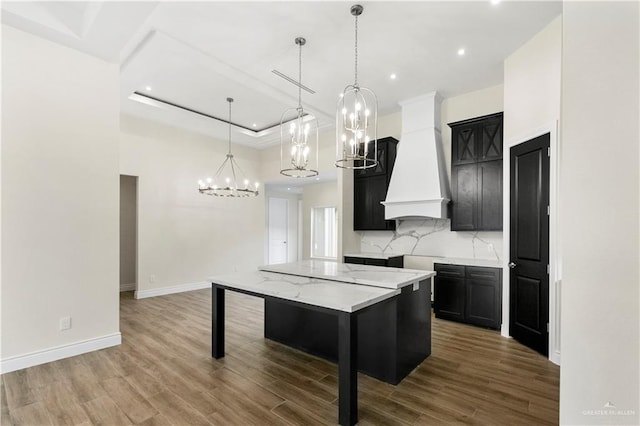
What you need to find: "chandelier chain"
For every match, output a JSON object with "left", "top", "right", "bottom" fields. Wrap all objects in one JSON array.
[
  {"left": 298, "top": 41, "right": 303, "bottom": 109},
  {"left": 354, "top": 14, "right": 358, "bottom": 86},
  {"left": 227, "top": 99, "right": 232, "bottom": 154}
]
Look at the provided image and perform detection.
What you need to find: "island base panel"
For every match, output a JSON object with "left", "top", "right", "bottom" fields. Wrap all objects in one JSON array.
[{"left": 265, "top": 279, "right": 431, "bottom": 385}]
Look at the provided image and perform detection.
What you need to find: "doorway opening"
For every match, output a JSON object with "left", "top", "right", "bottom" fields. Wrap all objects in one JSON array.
[
  {"left": 120, "top": 175, "right": 138, "bottom": 293},
  {"left": 268, "top": 197, "right": 291, "bottom": 264}
]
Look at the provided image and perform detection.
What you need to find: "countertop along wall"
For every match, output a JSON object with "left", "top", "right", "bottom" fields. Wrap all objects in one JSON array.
[
  {"left": 119, "top": 114, "right": 265, "bottom": 298},
  {"left": 359, "top": 86, "right": 505, "bottom": 262}
]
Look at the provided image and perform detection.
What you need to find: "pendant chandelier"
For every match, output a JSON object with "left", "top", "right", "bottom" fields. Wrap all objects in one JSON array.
[
  {"left": 198, "top": 98, "right": 259, "bottom": 197},
  {"left": 336, "top": 4, "right": 378, "bottom": 170},
  {"left": 280, "top": 37, "right": 319, "bottom": 178}
]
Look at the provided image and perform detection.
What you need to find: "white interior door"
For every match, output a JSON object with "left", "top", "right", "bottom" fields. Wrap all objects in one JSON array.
[{"left": 268, "top": 197, "right": 289, "bottom": 264}]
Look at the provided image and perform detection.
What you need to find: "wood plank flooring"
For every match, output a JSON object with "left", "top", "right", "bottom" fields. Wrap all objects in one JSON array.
[{"left": 1, "top": 289, "right": 559, "bottom": 425}]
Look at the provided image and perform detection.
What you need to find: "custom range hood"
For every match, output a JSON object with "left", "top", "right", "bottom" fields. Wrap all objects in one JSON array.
[{"left": 382, "top": 92, "right": 450, "bottom": 220}]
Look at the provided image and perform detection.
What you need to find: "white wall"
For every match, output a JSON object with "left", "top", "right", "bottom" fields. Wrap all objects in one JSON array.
[
  {"left": 120, "top": 175, "right": 137, "bottom": 290},
  {"left": 302, "top": 182, "right": 338, "bottom": 260},
  {"left": 1, "top": 25, "right": 120, "bottom": 370},
  {"left": 502, "top": 16, "right": 562, "bottom": 358},
  {"left": 119, "top": 114, "right": 265, "bottom": 297},
  {"left": 560, "top": 2, "right": 639, "bottom": 424}
]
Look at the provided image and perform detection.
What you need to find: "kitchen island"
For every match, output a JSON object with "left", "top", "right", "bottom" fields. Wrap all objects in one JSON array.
[
  {"left": 259, "top": 260, "right": 435, "bottom": 384},
  {"left": 209, "top": 261, "right": 435, "bottom": 425}
]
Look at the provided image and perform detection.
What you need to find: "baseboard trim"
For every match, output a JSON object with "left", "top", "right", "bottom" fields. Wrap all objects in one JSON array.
[
  {"left": 120, "top": 283, "right": 136, "bottom": 292},
  {"left": 135, "top": 281, "right": 210, "bottom": 299},
  {"left": 0, "top": 332, "right": 121, "bottom": 374}
]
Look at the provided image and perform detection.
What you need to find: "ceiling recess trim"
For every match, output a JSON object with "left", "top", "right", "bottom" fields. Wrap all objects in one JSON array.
[{"left": 128, "top": 92, "right": 312, "bottom": 139}]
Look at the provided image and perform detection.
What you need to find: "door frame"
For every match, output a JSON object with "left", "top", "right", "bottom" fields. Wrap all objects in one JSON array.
[{"left": 502, "top": 121, "right": 560, "bottom": 366}]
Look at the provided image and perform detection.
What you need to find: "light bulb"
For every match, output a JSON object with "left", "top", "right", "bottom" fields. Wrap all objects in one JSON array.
[
  {"left": 303, "top": 146, "right": 310, "bottom": 155},
  {"left": 291, "top": 146, "right": 297, "bottom": 155},
  {"left": 198, "top": 180, "right": 204, "bottom": 186},
  {"left": 350, "top": 139, "right": 355, "bottom": 146},
  {"left": 342, "top": 107, "right": 347, "bottom": 115},
  {"left": 342, "top": 134, "right": 347, "bottom": 142},
  {"left": 255, "top": 182, "right": 259, "bottom": 189},
  {"left": 355, "top": 103, "right": 362, "bottom": 111},
  {"left": 349, "top": 113, "right": 355, "bottom": 120},
  {"left": 365, "top": 109, "right": 370, "bottom": 116},
  {"left": 365, "top": 136, "right": 370, "bottom": 142},
  {"left": 356, "top": 130, "right": 362, "bottom": 139},
  {"left": 226, "top": 177, "right": 230, "bottom": 184},
  {"left": 206, "top": 177, "right": 212, "bottom": 184}
]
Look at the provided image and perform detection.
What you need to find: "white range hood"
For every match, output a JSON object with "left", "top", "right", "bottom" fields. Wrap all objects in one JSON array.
[{"left": 382, "top": 92, "right": 450, "bottom": 220}]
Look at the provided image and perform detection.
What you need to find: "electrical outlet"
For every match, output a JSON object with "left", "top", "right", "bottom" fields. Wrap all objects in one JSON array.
[
  {"left": 149, "top": 275, "right": 155, "bottom": 283},
  {"left": 59, "top": 316, "right": 71, "bottom": 331}
]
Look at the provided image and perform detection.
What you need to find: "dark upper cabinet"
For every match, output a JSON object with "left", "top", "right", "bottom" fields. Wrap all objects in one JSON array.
[
  {"left": 449, "top": 112, "right": 503, "bottom": 231},
  {"left": 452, "top": 123, "right": 477, "bottom": 165},
  {"left": 479, "top": 115, "right": 503, "bottom": 162},
  {"left": 451, "top": 163, "right": 478, "bottom": 231},
  {"left": 477, "top": 160, "right": 503, "bottom": 230},
  {"left": 353, "top": 137, "right": 398, "bottom": 231},
  {"left": 451, "top": 112, "right": 503, "bottom": 165}
]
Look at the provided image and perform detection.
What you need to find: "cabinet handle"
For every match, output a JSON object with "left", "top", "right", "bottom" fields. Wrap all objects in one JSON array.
[{"left": 508, "top": 262, "right": 517, "bottom": 269}]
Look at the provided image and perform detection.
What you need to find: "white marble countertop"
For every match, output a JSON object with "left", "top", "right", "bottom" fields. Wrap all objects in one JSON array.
[
  {"left": 259, "top": 260, "right": 435, "bottom": 290},
  {"left": 343, "top": 252, "right": 404, "bottom": 260},
  {"left": 429, "top": 257, "right": 502, "bottom": 268},
  {"left": 209, "top": 270, "right": 399, "bottom": 313}
]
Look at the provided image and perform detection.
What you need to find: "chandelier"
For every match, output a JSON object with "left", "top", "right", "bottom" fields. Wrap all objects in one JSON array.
[
  {"left": 198, "top": 98, "right": 259, "bottom": 197},
  {"left": 280, "top": 37, "right": 319, "bottom": 178},
  {"left": 336, "top": 4, "right": 378, "bottom": 170}
]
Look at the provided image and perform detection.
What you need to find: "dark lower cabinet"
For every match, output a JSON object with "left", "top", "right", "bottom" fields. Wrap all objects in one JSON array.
[
  {"left": 432, "top": 264, "right": 465, "bottom": 322},
  {"left": 344, "top": 255, "right": 404, "bottom": 268},
  {"left": 434, "top": 263, "right": 502, "bottom": 330}
]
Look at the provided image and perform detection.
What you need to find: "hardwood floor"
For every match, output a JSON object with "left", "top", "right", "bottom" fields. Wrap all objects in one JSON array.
[{"left": 2, "top": 289, "right": 559, "bottom": 425}]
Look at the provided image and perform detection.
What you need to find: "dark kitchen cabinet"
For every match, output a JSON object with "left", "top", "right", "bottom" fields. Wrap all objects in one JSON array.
[
  {"left": 449, "top": 112, "right": 503, "bottom": 231},
  {"left": 434, "top": 263, "right": 502, "bottom": 330},
  {"left": 353, "top": 137, "right": 398, "bottom": 231},
  {"left": 432, "top": 264, "right": 466, "bottom": 322},
  {"left": 344, "top": 255, "right": 404, "bottom": 268}
]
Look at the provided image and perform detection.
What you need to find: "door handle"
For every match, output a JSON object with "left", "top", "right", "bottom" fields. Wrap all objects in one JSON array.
[{"left": 508, "top": 262, "right": 517, "bottom": 269}]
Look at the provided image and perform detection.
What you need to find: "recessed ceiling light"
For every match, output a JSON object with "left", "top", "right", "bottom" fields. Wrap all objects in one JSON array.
[
  {"left": 390, "top": 73, "right": 397, "bottom": 80},
  {"left": 339, "top": 93, "right": 344, "bottom": 98},
  {"left": 316, "top": 177, "right": 320, "bottom": 181},
  {"left": 252, "top": 123, "right": 257, "bottom": 127},
  {"left": 457, "top": 48, "right": 466, "bottom": 56},
  {"left": 287, "top": 187, "right": 291, "bottom": 191},
  {"left": 145, "top": 86, "right": 152, "bottom": 91},
  {"left": 490, "top": 0, "right": 501, "bottom": 5}
]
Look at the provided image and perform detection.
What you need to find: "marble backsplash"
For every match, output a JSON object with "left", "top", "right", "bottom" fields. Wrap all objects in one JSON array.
[{"left": 360, "top": 219, "right": 503, "bottom": 261}]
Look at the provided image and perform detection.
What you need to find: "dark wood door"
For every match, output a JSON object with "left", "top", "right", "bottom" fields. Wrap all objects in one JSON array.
[{"left": 509, "top": 134, "right": 550, "bottom": 356}]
